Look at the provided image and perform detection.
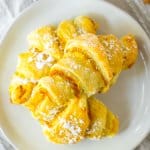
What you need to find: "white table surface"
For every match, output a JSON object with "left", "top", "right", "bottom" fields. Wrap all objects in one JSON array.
[{"left": 0, "top": 0, "right": 149, "bottom": 149}]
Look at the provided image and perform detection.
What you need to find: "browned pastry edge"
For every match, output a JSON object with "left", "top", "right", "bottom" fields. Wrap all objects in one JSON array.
[{"left": 144, "top": 0, "right": 150, "bottom": 4}]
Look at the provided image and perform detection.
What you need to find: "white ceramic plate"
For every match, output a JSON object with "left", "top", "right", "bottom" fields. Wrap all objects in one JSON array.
[{"left": 0, "top": 0, "right": 150, "bottom": 149}]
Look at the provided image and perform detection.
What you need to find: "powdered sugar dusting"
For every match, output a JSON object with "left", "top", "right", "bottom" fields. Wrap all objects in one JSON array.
[
  {"left": 28, "top": 57, "right": 33, "bottom": 62},
  {"left": 100, "top": 37, "right": 122, "bottom": 61},
  {"left": 66, "top": 59, "right": 81, "bottom": 70},
  {"left": 39, "top": 106, "right": 62, "bottom": 122},
  {"left": 35, "top": 53, "right": 54, "bottom": 69},
  {"left": 57, "top": 116, "right": 84, "bottom": 143},
  {"left": 41, "top": 115, "right": 84, "bottom": 144},
  {"left": 86, "top": 120, "right": 103, "bottom": 134},
  {"left": 43, "top": 34, "right": 58, "bottom": 50},
  {"left": 11, "top": 76, "right": 38, "bottom": 84},
  {"left": 84, "top": 35, "right": 98, "bottom": 48},
  {"left": 59, "top": 118, "right": 81, "bottom": 136}
]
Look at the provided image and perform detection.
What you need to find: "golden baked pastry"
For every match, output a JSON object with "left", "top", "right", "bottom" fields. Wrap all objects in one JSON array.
[
  {"left": 98, "top": 34, "right": 123, "bottom": 85},
  {"left": 120, "top": 34, "right": 138, "bottom": 69},
  {"left": 28, "top": 26, "right": 62, "bottom": 60},
  {"left": 74, "top": 16, "right": 97, "bottom": 34},
  {"left": 9, "top": 50, "right": 55, "bottom": 104},
  {"left": 64, "top": 33, "right": 138, "bottom": 93},
  {"left": 9, "top": 16, "right": 138, "bottom": 144},
  {"left": 64, "top": 33, "right": 112, "bottom": 93},
  {"left": 43, "top": 95, "right": 89, "bottom": 144},
  {"left": 57, "top": 20, "right": 77, "bottom": 47},
  {"left": 9, "top": 73, "right": 36, "bottom": 104},
  {"left": 57, "top": 16, "right": 97, "bottom": 48},
  {"left": 23, "top": 33, "right": 137, "bottom": 143},
  {"left": 9, "top": 16, "right": 96, "bottom": 104},
  {"left": 9, "top": 16, "right": 97, "bottom": 105},
  {"left": 86, "top": 97, "right": 119, "bottom": 138},
  {"left": 98, "top": 34, "right": 138, "bottom": 87},
  {"left": 24, "top": 75, "right": 77, "bottom": 112}
]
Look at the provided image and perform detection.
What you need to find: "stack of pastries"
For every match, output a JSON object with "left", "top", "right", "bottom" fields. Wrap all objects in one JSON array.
[{"left": 9, "top": 16, "right": 138, "bottom": 144}]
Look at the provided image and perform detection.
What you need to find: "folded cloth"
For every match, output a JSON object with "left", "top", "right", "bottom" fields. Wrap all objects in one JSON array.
[{"left": 0, "top": 0, "right": 37, "bottom": 41}]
